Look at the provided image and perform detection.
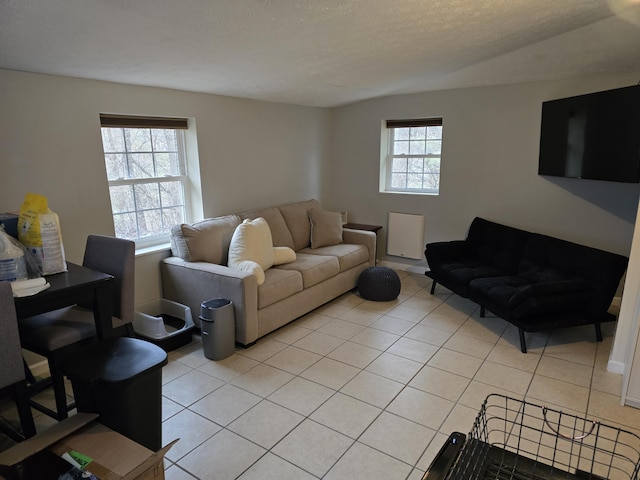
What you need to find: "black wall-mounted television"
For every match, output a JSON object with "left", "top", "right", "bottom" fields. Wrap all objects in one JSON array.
[{"left": 538, "top": 85, "right": 640, "bottom": 183}]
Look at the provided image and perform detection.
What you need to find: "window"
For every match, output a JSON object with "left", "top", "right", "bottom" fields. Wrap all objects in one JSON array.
[
  {"left": 99, "top": 114, "right": 190, "bottom": 247},
  {"left": 380, "top": 118, "right": 443, "bottom": 194}
]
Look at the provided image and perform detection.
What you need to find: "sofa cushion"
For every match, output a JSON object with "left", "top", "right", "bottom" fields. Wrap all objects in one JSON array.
[
  {"left": 278, "top": 199, "right": 320, "bottom": 251},
  {"left": 274, "top": 252, "right": 339, "bottom": 288},
  {"left": 170, "top": 215, "right": 241, "bottom": 264},
  {"left": 242, "top": 207, "right": 295, "bottom": 250},
  {"left": 309, "top": 208, "right": 343, "bottom": 249},
  {"left": 301, "top": 244, "right": 369, "bottom": 272},
  {"left": 258, "top": 268, "right": 303, "bottom": 309},
  {"left": 228, "top": 217, "right": 274, "bottom": 285}
]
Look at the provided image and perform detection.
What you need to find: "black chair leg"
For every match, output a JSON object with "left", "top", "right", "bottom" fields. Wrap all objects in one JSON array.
[
  {"left": 14, "top": 381, "right": 36, "bottom": 438},
  {"left": 49, "top": 357, "right": 70, "bottom": 421},
  {"left": 480, "top": 306, "right": 485, "bottom": 318},
  {"left": 519, "top": 329, "right": 527, "bottom": 353},
  {"left": 430, "top": 280, "right": 437, "bottom": 295},
  {"left": 595, "top": 322, "right": 603, "bottom": 342},
  {"left": 0, "top": 381, "right": 36, "bottom": 441}
]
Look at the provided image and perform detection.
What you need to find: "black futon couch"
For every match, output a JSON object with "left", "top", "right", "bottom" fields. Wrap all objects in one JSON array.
[{"left": 424, "top": 217, "right": 628, "bottom": 353}]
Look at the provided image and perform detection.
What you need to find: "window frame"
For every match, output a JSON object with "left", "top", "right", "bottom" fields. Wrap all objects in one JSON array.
[
  {"left": 99, "top": 114, "right": 192, "bottom": 249},
  {"left": 380, "top": 117, "right": 443, "bottom": 195}
]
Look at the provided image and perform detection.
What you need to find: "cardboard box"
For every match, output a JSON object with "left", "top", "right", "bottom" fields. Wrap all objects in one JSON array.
[{"left": 0, "top": 413, "right": 177, "bottom": 480}]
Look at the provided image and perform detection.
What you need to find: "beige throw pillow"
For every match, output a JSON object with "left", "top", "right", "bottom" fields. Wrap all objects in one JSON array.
[
  {"left": 309, "top": 208, "right": 343, "bottom": 249},
  {"left": 171, "top": 215, "right": 241, "bottom": 264}
]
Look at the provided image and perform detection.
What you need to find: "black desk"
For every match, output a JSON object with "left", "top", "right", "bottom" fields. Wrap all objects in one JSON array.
[{"left": 14, "top": 262, "right": 115, "bottom": 339}]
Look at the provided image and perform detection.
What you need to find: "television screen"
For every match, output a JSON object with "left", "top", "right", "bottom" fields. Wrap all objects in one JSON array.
[{"left": 538, "top": 85, "right": 640, "bottom": 183}]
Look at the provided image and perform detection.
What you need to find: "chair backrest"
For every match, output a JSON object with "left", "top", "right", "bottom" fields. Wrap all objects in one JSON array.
[
  {"left": 0, "top": 281, "right": 27, "bottom": 387},
  {"left": 83, "top": 235, "right": 135, "bottom": 326}
]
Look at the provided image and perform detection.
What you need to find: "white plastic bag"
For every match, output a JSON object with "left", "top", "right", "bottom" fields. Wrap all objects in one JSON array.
[{"left": 18, "top": 193, "right": 67, "bottom": 275}]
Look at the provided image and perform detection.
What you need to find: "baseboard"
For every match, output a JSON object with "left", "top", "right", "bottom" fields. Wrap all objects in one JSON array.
[
  {"left": 624, "top": 397, "right": 640, "bottom": 409},
  {"left": 607, "top": 359, "right": 625, "bottom": 374},
  {"left": 379, "top": 260, "right": 427, "bottom": 275}
]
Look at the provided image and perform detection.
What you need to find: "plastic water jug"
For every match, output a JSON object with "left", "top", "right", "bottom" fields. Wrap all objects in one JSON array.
[{"left": 0, "top": 230, "right": 28, "bottom": 281}]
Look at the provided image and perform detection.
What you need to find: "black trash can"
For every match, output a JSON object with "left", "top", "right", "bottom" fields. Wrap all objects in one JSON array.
[
  {"left": 200, "top": 299, "right": 235, "bottom": 360},
  {"left": 63, "top": 337, "right": 168, "bottom": 451}
]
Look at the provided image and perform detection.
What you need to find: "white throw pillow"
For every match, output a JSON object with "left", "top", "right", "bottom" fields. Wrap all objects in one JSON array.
[
  {"left": 273, "top": 246, "right": 296, "bottom": 265},
  {"left": 228, "top": 217, "right": 274, "bottom": 285}
]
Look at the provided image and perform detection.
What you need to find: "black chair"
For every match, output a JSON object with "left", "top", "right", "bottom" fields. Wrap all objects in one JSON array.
[
  {"left": 0, "top": 281, "right": 36, "bottom": 441},
  {"left": 19, "top": 235, "right": 135, "bottom": 420}
]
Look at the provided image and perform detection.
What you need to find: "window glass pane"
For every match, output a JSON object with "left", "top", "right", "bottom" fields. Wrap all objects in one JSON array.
[
  {"left": 134, "top": 183, "right": 160, "bottom": 210},
  {"left": 162, "top": 206, "right": 185, "bottom": 229},
  {"left": 391, "top": 173, "right": 407, "bottom": 189},
  {"left": 425, "top": 141, "right": 441, "bottom": 155},
  {"left": 394, "top": 128, "right": 410, "bottom": 141},
  {"left": 410, "top": 127, "right": 426, "bottom": 140},
  {"left": 125, "top": 129, "right": 152, "bottom": 152},
  {"left": 424, "top": 173, "right": 440, "bottom": 190},
  {"left": 393, "top": 140, "right": 409, "bottom": 155},
  {"left": 427, "top": 126, "right": 442, "bottom": 139},
  {"left": 129, "top": 153, "right": 155, "bottom": 179},
  {"left": 408, "top": 158, "right": 424, "bottom": 173},
  {"left": 137, "top": 209, "right": 163, "bottom": 238},
  {"left": 109, "top": 185, "right": 135, "bottom": 214},
  {"left": 392, "top": 158, "right": 407, "bottom": 172},
  {"left": 155, "top": 152, "right": 180, "bottom": 176},
  {"left": 104, "top": 153, "right": 127, "bottom": 181},
  {"left": 409, "top": 141, "right": 426, "bottom": 155},
  {"left": 425, "top": 158, "right": 441, "bottom": 173},
  {"left": 152, "top": 129, "right": 177, "bottom": 152},
  {"left": 101, "top": 128, "right": 125, "bottom": 152},
  {"left": 113, "top": 212, "right": 137, "bottom": 239},
  {"left": 407, "top": 174, "right": 423, "bottom": 189},
  {"left": 160, "top": 181, "right": 184, "bottom": 207}
]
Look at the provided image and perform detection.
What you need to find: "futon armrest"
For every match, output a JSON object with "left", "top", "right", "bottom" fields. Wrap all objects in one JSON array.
[{"left": 425, "top": 241, "right": 474, "bottom": 267}]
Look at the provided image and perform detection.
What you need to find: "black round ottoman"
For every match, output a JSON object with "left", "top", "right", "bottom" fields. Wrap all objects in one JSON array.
[{"left": 357, "top": 266, "right": 401, "bottom": 301}]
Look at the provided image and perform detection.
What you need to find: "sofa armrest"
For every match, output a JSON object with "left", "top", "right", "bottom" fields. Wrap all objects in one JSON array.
[
  {"left": 342, "top": 228, "right": 377, "bottom": 266},
  {"left": 161, "top": 257, "right": 259, "bottom": 345}
]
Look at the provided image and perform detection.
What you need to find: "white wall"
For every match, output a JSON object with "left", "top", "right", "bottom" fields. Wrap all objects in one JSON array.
[
  {"left": 0, "top": 69, "right": 332, "bottom": 304},
  {"left": 330, "top": 74, "right": 640, "bottom": 266}
]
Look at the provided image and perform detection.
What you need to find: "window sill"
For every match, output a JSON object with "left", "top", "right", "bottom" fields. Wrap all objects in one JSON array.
[
  {"left": 379, "top": 190, "right": 439, "bottom": 196},
  {"left": 135, "top": 242, "right": 171, "bottom": 257}
]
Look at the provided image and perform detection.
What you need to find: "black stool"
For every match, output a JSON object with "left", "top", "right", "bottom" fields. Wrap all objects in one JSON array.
[
  {"left": 63, "top": 337, "right": 167, "bottom": 451},
  {"left": 357, "top": 266, "right": 401, "bottom": 301}
]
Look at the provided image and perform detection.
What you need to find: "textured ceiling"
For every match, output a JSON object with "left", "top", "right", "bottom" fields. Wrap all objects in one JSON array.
[{"left": 1, "top": 0, "right": 640, "bottom": 107}]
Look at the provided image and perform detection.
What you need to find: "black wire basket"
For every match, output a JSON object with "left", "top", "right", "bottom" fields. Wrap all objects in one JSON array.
[{"left": 425, "top": 394, "right": 640, "bottom": 480}]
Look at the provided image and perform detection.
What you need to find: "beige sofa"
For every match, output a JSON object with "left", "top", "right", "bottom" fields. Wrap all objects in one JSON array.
[{"left": 161, "top": 199, "right": 376, "bottom": 345}]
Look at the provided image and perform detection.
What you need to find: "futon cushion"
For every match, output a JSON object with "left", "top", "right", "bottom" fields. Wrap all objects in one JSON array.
[
  {"left": 430, "top": 261, "right": 505, "bottom": 297},
  {"left": 469, "top": 276, "right": 593, "bottom": 320}
]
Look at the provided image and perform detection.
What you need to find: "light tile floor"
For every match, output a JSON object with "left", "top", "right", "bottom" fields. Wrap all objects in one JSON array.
[{"left": 1, "top": 270, "right": 638, "bottom": 480}]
